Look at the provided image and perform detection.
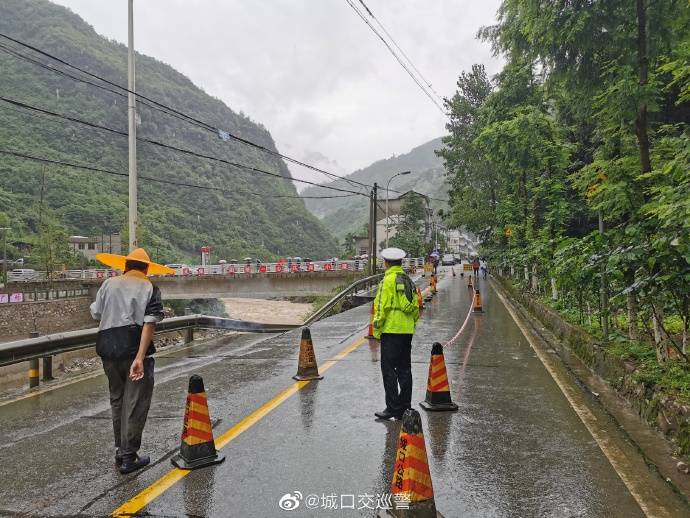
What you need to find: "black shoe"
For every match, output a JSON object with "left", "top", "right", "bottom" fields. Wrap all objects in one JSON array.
[
  {"left": 374, "top": 409, "right": 397, "bottom": 420},
  {"left": 119, "top": 454, "right": 150, "bottom": 474},
  {"left": 115, "top": 451, "right": 123, "bottom": 467}
]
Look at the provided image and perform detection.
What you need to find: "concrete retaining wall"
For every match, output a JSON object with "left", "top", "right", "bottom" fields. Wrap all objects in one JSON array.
[
  {"left": 0, "top": 297, "right": 97, "bottom": 391},
  {"left": 0, "top": 297, "right": 94, "bottom": 341}
]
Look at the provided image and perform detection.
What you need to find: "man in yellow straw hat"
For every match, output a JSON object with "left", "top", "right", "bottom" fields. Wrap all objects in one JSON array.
[{"left": 90, "top": 247, "right": 174, "bottom": 474}]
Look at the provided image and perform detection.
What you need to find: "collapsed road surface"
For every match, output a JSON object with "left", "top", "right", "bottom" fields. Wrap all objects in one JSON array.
[{"left": 0, "top": 272, "right": 687, "bottom": 517}]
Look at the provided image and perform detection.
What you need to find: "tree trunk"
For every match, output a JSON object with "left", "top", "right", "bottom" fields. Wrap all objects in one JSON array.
[
  {"left": 625, "top": 269, "right": 638, "bottom": 340},
  {"left": 586, "top": 301, "right": 592, "bottom": 327},
  {"left": 653, "top": 306, "right": 668, "bottom": 364},
  {"left": 531, "top": 264, "right": 538, "bottom": 292},
  {"left": 551, "top": 277, "right": 558, "bottom": 301},
  {"left": 636, "top": 0, "right": 652, "bottom": 174}
]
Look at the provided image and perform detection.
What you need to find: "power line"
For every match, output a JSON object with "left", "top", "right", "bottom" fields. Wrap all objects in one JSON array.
[
  {"left": 0, "top": 96, "right": 366, "bottom": 196},
  {"left": 343, "top": 0, "right": 446, "bottom": 114},
  {"left": 0, "top": 33, "right": 369, "bottom": 191},
  {"left": 0, "top": 32, "right": 449, "bottom": 202},
  {"left": 357, "top": 0, "right": 444, "bottom": 104},
  {"left": 0, "top": 149, "right": 358, "bottom": 200}
]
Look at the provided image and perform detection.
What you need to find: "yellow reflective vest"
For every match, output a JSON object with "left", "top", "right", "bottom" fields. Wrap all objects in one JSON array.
[{"left": 372, "top": 265, "right": 420, "bottom": 339}]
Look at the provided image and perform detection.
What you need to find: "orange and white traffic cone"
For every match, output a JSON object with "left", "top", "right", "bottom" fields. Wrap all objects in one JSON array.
[
  {"left": 293, "top": 327, "right": 324, "bottom": 380},
  {"left": 420, "top": 342, "right": 458, "bottom": 412},
  {"left": 473, "top": 289, "right": 483, "bottom": 313},
  {"left": 379, "top": 408, "right": 444, "bottom": 517},
  {"left": 366, "top": 302, "right": 376, "bottom": 339},
  {"left": 171, "top": 375, "right": 225, "bottom": 470}
]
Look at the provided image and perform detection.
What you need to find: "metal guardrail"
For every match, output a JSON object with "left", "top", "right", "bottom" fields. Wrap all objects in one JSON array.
[
  {"left": 0, "top": 315, "right": 300, "bottom": 368},
  {"left": 303, "top": 273, "right": 383, "bottom": 327}
]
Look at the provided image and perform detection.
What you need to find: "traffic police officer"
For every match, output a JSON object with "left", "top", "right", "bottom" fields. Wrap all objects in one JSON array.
[{"left": 373, "top": 247, "right": 420, "bottom": 420}]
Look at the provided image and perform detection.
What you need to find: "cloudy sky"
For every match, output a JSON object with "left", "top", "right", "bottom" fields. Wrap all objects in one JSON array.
[{"left": 51, "top": 0, "right": 503, "bottom": 186}]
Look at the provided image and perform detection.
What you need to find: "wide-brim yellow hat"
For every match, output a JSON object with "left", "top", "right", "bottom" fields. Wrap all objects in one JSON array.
[{"left": 95, "top": 247, "right": 175, "bottom": 276}]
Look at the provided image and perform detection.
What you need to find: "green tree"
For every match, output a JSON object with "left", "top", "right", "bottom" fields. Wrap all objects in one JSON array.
[{"left": 389, "top": 196, "right": 426, "bottom": 257}]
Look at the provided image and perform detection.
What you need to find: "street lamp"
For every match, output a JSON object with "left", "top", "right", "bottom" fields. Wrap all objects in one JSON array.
[{"left": 385, "top": 171, "right": 411, "bottom": 248}]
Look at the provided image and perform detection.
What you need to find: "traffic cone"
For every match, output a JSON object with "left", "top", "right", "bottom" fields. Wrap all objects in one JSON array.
[
  {"left": 379, "top": 408, "right": 444, "bottom": 517},
  {"left": 293, "top": 327, "right": 323, "bottom": 380},
  {"left": 171, "top": 375, "right": 225, "bottom": 470},
  {"left": 467, "top": 275, "right": 473, "bottom": 290},
  {"left": 416, "top": 287, "right": 425, "bottom": 310},
  {"left": 420, "top": 342, "right": 458, "bottom": 412},
  {"left": 366, "top": 303, "right": 376, "bottom": 339},
  {"left": 473, "top": 289, "right": 483, "bottom": 313}
]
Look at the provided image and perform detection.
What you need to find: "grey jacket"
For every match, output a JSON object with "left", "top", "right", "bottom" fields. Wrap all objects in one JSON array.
[{"left": 90, "top": 270, "right": 164, "bottom": 360}]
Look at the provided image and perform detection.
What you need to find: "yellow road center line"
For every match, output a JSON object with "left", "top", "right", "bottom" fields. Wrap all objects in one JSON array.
[
  {"left": 112, "top": 336, "right": 366, "bottom": 517},
  {"left": 494, "top": 287, "right": 666, "bottom": 518}
]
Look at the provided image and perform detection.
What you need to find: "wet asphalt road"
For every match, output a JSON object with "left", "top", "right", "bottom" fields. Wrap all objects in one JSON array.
[{"left": 0, "top": 272, "right": 673, "bottom": 517}]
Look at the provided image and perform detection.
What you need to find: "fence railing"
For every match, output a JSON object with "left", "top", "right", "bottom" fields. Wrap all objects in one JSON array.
[
  {"left": 5, "top": 258, "right": 425, "bottom": 284},
  {"left": 303, "top": 273, "right": 383, "bottom": 326},
  {"left": 0, "top": 315, "right": 300, "bottom": 369},
  {"left": 1, "top": 271, "right": 389, "bottom": 390}
]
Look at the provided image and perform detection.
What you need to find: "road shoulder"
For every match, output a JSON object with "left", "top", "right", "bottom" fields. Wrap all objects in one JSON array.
[{"left": 492, "top": 277, "right": 690, "bottom": 516}]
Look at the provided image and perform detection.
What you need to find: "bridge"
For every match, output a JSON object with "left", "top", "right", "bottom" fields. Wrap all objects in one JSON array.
[
  {"left": 3, "top": 259, "right": 426, "bottom": 300},
  {"left": 0, "top": 271, "right": 686, "bottom": 517}
]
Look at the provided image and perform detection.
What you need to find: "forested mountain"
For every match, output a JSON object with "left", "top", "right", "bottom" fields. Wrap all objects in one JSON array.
[
  {"left": 302, "top": 137, "right": 447, "bottom": 241},
  {"left": 0, "top": 0, "right": 338, "bottom": 264}
]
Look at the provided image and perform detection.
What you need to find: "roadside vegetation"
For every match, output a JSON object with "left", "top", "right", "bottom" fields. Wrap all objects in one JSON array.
[{"left": 440, "top": 3, "right": 690, "bottom": 392}]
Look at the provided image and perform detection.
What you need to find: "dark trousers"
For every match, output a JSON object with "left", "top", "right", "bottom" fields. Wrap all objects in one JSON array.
[
  {"left": 102, "top": 357, "right": 154, "bottom": 457},
  {"left": 380, "top": 333, "right": 413, "bottom": 414}
]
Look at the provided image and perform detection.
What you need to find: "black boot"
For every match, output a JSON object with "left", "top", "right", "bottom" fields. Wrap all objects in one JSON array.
[{"left": 119, "top": 454, "right": 150, "bottom": 474}]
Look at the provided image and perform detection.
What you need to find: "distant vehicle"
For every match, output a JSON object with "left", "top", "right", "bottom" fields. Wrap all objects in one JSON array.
[
  {"left": 8, "top": 268, "right": 37, "bottom": 282},
  {"left": 164, "top": 263, "right": 187, "bottom": 269},
  {"left": 218, "top": 259, "right": 227, "bottom": 264},
  {"left": 441, "top": 254, "right": 455, "bottom": 266}
]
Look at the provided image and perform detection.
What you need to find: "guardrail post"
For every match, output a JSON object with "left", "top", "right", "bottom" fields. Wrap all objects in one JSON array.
[
  {"left": 29, "top": 330, "right": 40, "bottom": 388},
  {"left": 184, "top": 327, "right": 194, "bottom": 344},
  {"left": 42, "top": 356, "right": 53, "bottom": 381}
]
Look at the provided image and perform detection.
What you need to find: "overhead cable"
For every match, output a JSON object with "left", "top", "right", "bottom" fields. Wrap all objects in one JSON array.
[
  {"left": 0, "top": 96, "right": 366, "bottom": 196},
  {"left": 0, "top": 33, "right": 449, "bottom": 202},
  {"left": 343, "top": 0, "right": 446, "bottom": 114},
  {"left": 0, "top": 149, "right": 359, "bottom": 200},
  {"left": 357, "top": 0, "right": 444, "bottom": 104},
  {"left": 0, "top": 33, "right": 369, "bottom": 190}
]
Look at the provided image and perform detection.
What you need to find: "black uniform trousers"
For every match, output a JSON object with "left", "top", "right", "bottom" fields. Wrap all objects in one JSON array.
[{"left": 380, "top": 333, "right": 413, "bottom": 415}]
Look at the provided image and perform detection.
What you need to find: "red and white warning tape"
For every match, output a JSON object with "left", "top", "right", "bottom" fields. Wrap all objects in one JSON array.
[{"left": 443, "top": 298, "right": 475, "bottom": 348}]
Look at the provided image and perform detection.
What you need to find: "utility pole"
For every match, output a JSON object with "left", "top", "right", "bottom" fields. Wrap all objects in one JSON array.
[
  {"left": 599, "top": 209, "right": 609, "bottom": 340},
  {"left": 127, "top": 0, "right": 138, "bottom": 252},
  {"left": 371, "top": 182, "right": 378, "bottom": 274},
  {"left": 367, "top": 191, "right": 374, "bottom": 275}
]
